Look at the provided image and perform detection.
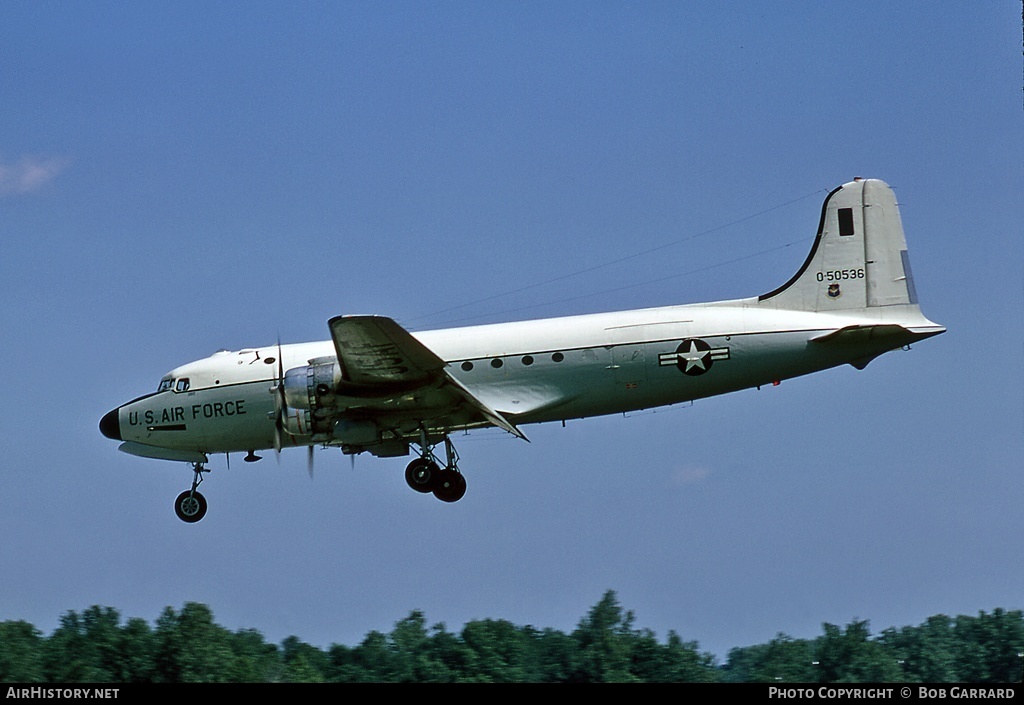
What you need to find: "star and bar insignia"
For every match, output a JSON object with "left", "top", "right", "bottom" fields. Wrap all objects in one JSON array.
[{"left": 658, "top": 338, "right": 730, "bottom": 376}]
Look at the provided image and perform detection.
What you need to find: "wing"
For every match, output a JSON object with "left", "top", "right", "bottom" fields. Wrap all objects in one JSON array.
[
  {"left": 328, "top": 315, "right": 527, "bottom": 440},
  {"left": 329, "top": 315, "right": 445, "bottom": 387}
]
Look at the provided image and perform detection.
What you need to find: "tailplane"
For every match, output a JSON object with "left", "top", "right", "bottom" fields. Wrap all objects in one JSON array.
[{"left": 759, "top": 178, "right": 920, "bottom": 312}]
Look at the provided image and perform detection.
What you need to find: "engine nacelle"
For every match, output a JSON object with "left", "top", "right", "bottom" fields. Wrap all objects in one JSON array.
[
  {"left": 280, "top": 357, "right": 343, "bottom": 440},
  {"left": 282, "top": 407, "right": 313, "bottom": 437},
  {"left": 283, "top": 357, "right": 342, "bottom": 411},
  {"left": 278, "top": 356, "right": 411, "bottom": 456}
]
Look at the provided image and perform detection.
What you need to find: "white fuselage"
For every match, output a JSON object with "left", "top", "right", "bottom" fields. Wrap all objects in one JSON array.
[{"left": 107, "top": 296, "right": 941, "bottom": 459}]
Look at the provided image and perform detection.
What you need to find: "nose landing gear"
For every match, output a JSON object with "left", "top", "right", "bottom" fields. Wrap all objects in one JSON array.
[
  {"left": 404, "top": 435, "right": 467, "bottom": 503},
  {"left": 174, "top": 463, "right": 209, "bottom": 523}
]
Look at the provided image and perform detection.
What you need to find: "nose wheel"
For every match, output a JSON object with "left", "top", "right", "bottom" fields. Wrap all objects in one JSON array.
[
  {"left": 174, "top": 463, "right": 209, "bottom": 523},
  {"left": 404, "top": 435, "right": 467, "bottom": 503}
]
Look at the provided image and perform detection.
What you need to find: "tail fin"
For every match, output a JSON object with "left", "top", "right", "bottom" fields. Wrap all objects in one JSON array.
[{"left": 758, "top": 178, "right": 919, "bottom": 311}]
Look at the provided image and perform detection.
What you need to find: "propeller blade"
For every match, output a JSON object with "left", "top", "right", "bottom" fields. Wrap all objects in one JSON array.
[
  {"left": 271, "top": 337, "right": 316, "bottom": 477},
  {"left": 272, "top": 338, "right": 286, "bottom": 457},
  {"left": 277, "top": 338, "right": 284, "bottom": 391}
]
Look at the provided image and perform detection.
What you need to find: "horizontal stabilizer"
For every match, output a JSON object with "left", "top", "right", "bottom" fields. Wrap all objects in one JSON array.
[
  {"left": 811, "top": 323, "right": 945, "bottom": 369},
  {"left": 811, "top": 323, "right": 944, "bottom": 346}
]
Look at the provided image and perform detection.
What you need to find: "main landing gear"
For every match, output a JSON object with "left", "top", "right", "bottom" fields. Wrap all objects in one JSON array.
[
  {"left": 174, "top": 463, "right": 209, "bottom": 523},
  {"left": 404, "top": 435, "right": 467, "bottom": 503}
]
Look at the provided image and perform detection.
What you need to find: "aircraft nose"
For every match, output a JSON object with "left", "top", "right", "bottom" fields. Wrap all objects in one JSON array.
[{"left": 99, "top": 408, "right": 122, "bottom": 440}]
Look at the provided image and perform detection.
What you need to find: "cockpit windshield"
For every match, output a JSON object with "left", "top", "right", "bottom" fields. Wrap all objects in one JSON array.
[{"left": 157, "top": 377, "right": 174, "bottom": 393}]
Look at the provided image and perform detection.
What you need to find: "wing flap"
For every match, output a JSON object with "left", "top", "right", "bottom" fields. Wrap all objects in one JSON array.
[{"left": 443, "top": 373, "right": 529, "bottom": 441}]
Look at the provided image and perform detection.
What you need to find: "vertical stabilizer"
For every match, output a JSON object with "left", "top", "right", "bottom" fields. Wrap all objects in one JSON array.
[{"left": 758, "top": 178, "right": 918, "bottom": 311}]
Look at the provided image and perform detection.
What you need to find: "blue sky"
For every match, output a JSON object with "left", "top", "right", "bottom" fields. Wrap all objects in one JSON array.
[{"left": 1, "top": 2, "right": 1021, "bottom": 661}]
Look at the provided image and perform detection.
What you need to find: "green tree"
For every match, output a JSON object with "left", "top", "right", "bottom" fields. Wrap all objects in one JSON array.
[
  {"left": 0, "top": 620, "right": 45, "bottom": 682},
  {"left": 227, "top": 628, "right": 280, "bottom": 682},
  {"left": 387, "top": 612, "right": 428, "bottom": 682},
  {"left": 879, "top": 615, "right": 958, "bottom": 683},
  {"left": 324, "top": 642, "right": 364, "bottom": 682},
  {"left": 952, "top": 609, "right": 1024, "bottom": 683},
  {"left": 724, "top": 642, "right": 767, "bottom": 683},
  {"left": 153, "top": 602, "right": 239, "bottom": 682},
  {"left": 336, "top": 614, "right": 456, "bottom": 683},
  {"left": 425, "top": 622, "right": 472, "bottom": 681},
  {"left": 571, "top": 590, "right": 638, "bottom": 682},
  {"left": 5, "top": 598, "right": 1020, "bottom": 683},
  {"left": 532, "top": 626, "right": 581, "bottom": 682},
  {"left": 814, "top": 620, "right": 902, "bottom": 683},
  {"left": 280, "top": 635, "right": 328, "bottom": 682},
  {"left": 387, "top": 611, "right": 453, "bottom": 682},
  {"left": 725, "top": 634, "right": 815, "bottom": 683},
  {"left": 759, "top": 634, "right": 815, "bottom": 683},
  {"left": 459, "top": 619, "right": 539, "bottom": 682},
  {"left": 110, "top": 617, "right": 156, "bottom": 682},
  {"left": 345, "top": 630, "right": 395, "bottom": 682},
  {"left": 42, "top": 606, "right": 132, "bottom": 682},
  {"left": 631, "top": 629, "right": 719, "bottom": 682}
]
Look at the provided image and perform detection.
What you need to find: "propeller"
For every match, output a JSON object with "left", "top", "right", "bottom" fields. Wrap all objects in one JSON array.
[
  {"left": 267, "top": 337, "right": 320, "bottom": 480},
  {"left": 272, "top": 338, "right": 286, "bottom": 458},
  {"left": 271, "top": 337, "right": 316, "bottom": 479}
]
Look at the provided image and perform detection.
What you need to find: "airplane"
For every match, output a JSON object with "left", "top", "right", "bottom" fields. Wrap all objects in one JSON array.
[{"left": 100, "top": 177, "right": 944, "bottom": 522}]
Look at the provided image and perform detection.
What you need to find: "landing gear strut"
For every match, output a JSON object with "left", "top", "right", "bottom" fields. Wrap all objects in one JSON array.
[
  {"left": 404, "top": 434, "right": 467, "bottom": 503},
  {"left": 174, "top": 463, "right": 209, "bottom": 523}
]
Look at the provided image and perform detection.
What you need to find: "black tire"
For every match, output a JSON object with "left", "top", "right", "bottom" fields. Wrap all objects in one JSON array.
[
  {"left": 174, "top": 490, "right": 208, "bottom": 523},
  {"left": 433, "top": 470, "right": 467, "bottom": 503},
  {"left": 405, "top": 458, "right": 439, "bottom": 493}
]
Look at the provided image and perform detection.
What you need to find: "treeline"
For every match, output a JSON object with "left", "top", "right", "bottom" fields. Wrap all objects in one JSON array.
[{"left": 1, "top": 591, "right": 1021, "bottom": 683}]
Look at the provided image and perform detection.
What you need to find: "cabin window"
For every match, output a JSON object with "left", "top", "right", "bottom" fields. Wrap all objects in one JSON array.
[
  {"left": 490, "top": 358, "right": 503, "bottom": 369},
  {"left": 838, "top": 207, "right": 855, "bottom": 237},
  {"left": 552, "top": 352, "right": 564, "bottom": 363},
  {"left": 522, "top": 355, "right": 534, "bottom": 365},
  {"left": 461, "top": 361, "right": 474, "bottom": 371},
  {"left": 175, "top": 378, "right": 190, "bottom": 392}
]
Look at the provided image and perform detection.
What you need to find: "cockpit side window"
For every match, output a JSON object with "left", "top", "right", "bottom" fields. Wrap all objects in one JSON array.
[
  {"left": 175, "top": 378, "right": 190, "bottom": 392},
  {"left": 158, "top": 378, "right": 174, "bottom": 392}
]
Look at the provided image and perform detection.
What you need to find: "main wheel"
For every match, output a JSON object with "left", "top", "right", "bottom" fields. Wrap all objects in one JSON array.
[
  {"left": 433, "top": 469, "right": 467, "bottom": 503},
  {"left": 174, "top": 490, "right": 208, "bottom": 523},
  {"left": 405, "top": 458, "right": 440, "bottom": 493}
]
